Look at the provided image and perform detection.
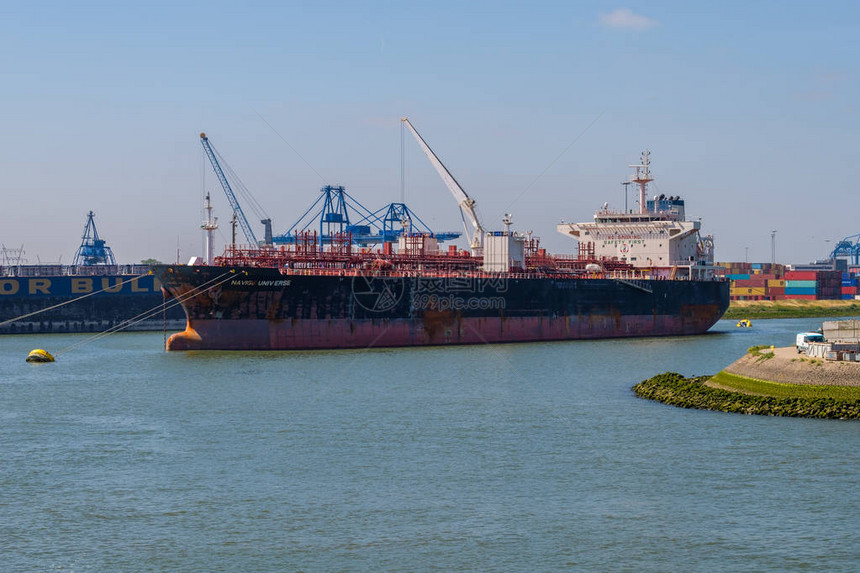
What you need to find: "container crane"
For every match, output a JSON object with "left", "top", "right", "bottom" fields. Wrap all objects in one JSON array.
[
  {"left": 401, "top": 118, "right": 485, "bottom": 256},
  {"left": 199, "top": 133, "right": 272, "bottom": 246},
  {"left": 831, "top": 234, "right": 860, "bottom": 266},
  {"left": 73, "top": 211, "right": 116, "bottom": 266},
  {"left": 272, "top": 185, "right": 461, "bottom": 247}
]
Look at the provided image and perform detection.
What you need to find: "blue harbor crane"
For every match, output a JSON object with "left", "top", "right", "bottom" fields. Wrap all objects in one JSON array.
[
  {"left": 350, "top": 201, "right": 460, "bottom": 246},
  {"left": 272, "top": 185, "right": 460, "bottom": 247},
  {"left": 272, "top": 185, "right": 366, "bottom": 246},
  {"left": 830, "top": 234, "right": 860, "bottom": 265},
  {"left": 199, "top": 133, "right": 273, "bottom": 246},
  {"left": 73, "top": 211, "right": 116, "bottom": 266}
]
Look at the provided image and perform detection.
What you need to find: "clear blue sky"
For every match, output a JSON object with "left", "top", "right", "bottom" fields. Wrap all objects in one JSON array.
[{"left": 2, "top": 0, "right": 857, "bottom": 265}]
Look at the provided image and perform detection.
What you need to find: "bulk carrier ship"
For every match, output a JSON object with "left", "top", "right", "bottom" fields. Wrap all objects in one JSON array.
[
  {"left": 0, "top": 212, "right": 185, "bottom": 334},
  {"left": 154, "top": 121, "right": 728, "bottom": 351}
]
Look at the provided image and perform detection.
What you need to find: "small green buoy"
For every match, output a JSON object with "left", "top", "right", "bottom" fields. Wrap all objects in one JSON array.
[{"left": 26, "top": 349, "right": 55, "bottom": 363}]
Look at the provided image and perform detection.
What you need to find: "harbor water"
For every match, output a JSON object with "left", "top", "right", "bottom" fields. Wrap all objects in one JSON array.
[{"left": 2, "top": 318, "right": 858, "bottom": 571}]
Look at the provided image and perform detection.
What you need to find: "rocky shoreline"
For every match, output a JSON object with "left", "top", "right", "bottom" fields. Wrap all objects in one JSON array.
[
  {"left": 633, "top": 373, "right": 860, "bottom": 419},
  {"left": 632, "top": 346, "right": 860, "bottom": 419}
]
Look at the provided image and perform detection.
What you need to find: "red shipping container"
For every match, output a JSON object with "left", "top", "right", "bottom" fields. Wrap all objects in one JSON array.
[
  {"left": 785, "top": 271, "right": 818, "bottom": 280},
  {"left": 785, "top": 294, "right": 817, "bottom": 300},
  {"left": 768, "top": 287, "right": 785, "bottom": 295},
  {"left": 842, "top": 286, "right": 858, "bottom": 295}
]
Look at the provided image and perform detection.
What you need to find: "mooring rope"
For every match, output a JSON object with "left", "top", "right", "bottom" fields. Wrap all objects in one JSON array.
[{"left": 51, "top": 270, "right": 239, "bottom": 357}]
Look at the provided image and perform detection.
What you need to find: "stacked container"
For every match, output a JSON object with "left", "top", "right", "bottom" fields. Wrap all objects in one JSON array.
[
  {"left": 842, "top": 272, "right": 858, "bottom": 300},
  {"left": 717, "top": 263, "right": 859, "bottom": 300},
  {"left": 817, "top": 271, "right": 842, "bottom": 300},
  {"left": 783, "top": 270, "right": 842, "bottom": 300},
  {"left": 718, "top": 262, "right": 787, "bottom": 300},
  {"left": 730, "top": 273, "right": 776, "bottom": 300}
]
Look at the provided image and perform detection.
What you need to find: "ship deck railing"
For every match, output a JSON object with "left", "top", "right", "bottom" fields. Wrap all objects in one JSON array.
[
  {"left": 274, "top": 267, "right": 714, "bottom": 281},
  {"left": 0, "top": 264, "right": 153, "bottom": 277}
]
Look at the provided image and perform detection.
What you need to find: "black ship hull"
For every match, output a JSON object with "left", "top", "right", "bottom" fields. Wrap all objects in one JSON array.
[{"left": 155, "top": 265, "right": 730, "bottom": 350}]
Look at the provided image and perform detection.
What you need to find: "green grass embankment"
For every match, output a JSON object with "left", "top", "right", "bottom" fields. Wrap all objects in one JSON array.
[
  {"left": 723, "top": 300, "right": 860, "bottom": 320},
  {"left": 633, "top": 372, "right": 860, "bottom": 419}
]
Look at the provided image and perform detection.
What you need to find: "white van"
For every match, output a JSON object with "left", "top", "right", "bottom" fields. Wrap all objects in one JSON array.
[{"left": 796, "top": 332, "right": 824, "bottom": 353}]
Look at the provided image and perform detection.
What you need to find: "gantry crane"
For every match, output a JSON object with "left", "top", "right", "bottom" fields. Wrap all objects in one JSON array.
[
  {"left": 831, "top": 234, "right": 860, "bottom": 265},
  {"left": 272, "top": 184, "right": 461, "bottom": 247},
  {"left": 73, "top": 211, "right": 116, "bottom": 266}
]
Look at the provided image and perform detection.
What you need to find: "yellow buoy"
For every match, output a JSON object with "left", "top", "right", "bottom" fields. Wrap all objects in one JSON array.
[{"left": 26, "top": 349, "right": 55, "bottom": 363}]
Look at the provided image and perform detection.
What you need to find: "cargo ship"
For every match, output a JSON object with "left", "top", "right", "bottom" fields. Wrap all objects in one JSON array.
[
  {"left": 153, "top": 122, "right": 728, "bottom": 351},
  {"left": 0, "top": 211, "right": 185, "bottom": 334}
]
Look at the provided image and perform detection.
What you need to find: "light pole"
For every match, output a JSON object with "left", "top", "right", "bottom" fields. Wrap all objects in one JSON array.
[{"left": 771, "top": 230, "right": 777, "bottom": 265}]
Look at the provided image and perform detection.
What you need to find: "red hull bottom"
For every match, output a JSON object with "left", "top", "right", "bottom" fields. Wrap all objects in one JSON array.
[{"left": 167, "top": 311, "right": 722, "bottom": 351}]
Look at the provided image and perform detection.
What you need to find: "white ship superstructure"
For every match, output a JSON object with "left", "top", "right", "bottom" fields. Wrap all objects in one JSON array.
[{"left": 557, "top": 151, "right": 715, "bottom": 279}]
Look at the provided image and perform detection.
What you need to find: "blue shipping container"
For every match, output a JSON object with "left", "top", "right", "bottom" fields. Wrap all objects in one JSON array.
[
  {"left": 785, "top": 280, "right": 817, "bottom": 288},
  {"left": 785, "top": 287, "right": 817, "bottom": 295}
]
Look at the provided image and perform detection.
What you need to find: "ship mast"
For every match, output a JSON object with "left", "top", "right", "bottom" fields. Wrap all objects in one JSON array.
[
  {"left": 629, "top": 150, "right": 653, "bottom": 215},
  {"left": 201, "top": 192, "right": 219, "bottom": 265}
]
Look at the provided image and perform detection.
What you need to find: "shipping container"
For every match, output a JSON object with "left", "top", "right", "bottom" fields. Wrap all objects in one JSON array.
[
  {"left": 785, "top": 287, "right": 817, "bottom": 295},
  {"left": 785, "top": 270, "right": 819, "bottom": 280},
  {"left": 730, "top": 287, "right": 766, "bottom": 296},
  {"left": 785, "top": 294, "right": 817, "bottom": 300},
  {"left": 733, "top": 278, "right": 768, "bottom": 287},
  {"left": 785, "top": 280, "right": 817, "bottom": 289},
  {"left": 819, "top": 271, "right": 843, "bottom": 285}
]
